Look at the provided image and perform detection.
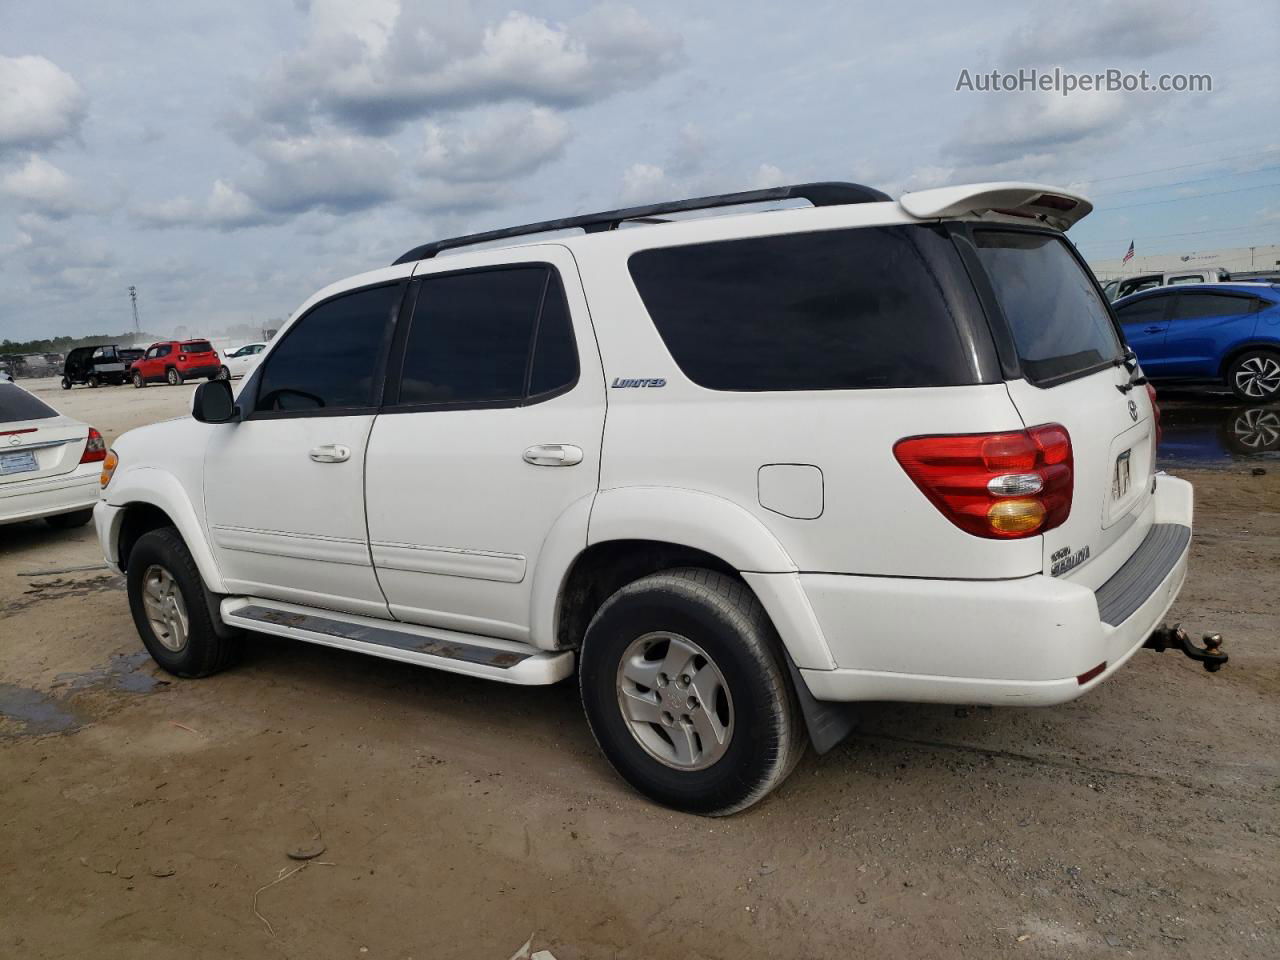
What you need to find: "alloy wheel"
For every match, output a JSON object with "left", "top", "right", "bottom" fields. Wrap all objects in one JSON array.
[
  {"left": 1234, "top": 355, "right": 1280, "bottom": 399},
  {"left": 141, "top": 564, "right": 189, "bottom": 652}
]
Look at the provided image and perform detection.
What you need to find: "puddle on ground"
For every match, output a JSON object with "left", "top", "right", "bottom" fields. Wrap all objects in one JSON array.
[
  {"left": 1156, "top": 394, "right": 1280, "bottom": 468},
  {"left": 0, "top": 683, "right": 82, "bottom": 737},
  {"left": 51, "top": 651, "right": 166, "bottom": 695},
  {"left": 1, "top": 652, "right": 164, "bottom": 739}
]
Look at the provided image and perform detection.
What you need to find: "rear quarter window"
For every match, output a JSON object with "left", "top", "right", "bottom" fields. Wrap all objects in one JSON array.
[
  {"left": 973, "top": 230, "right": 1123, "bottom": 384},
  {"left": 627, "top": 225, "right": 988, "bottom": 391}
]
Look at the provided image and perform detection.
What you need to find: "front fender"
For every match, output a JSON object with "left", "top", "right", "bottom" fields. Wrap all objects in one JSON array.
[{"left": 103, "top": 466, "right": 226, "bottom": 593}]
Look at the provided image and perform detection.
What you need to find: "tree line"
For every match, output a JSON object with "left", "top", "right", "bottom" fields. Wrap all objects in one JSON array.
[{"left": 1, "top": 331, "right": 161, "bottom": 356}]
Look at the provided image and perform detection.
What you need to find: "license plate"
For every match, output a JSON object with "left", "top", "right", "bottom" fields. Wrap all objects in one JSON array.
[
  {"left": 0, "top": 450, "right": 38, "bottom": 476},
  {"left": 1111, "top": 449, "right": 1132, "bottom": 501}
]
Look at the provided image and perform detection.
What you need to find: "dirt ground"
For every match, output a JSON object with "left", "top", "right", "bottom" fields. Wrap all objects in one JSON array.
[{"left": 1, "top": 377, "right": 1277, "bottom": 959}]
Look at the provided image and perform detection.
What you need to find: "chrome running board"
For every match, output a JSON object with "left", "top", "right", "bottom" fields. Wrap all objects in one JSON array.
[{"left": 220, "top": 597, "right": 573, "bottom": 685}]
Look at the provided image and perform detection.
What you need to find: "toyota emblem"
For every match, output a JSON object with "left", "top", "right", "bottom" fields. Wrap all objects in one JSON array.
[{"left": 1128, "top": 399, "right": 1139, "bottom": 422}]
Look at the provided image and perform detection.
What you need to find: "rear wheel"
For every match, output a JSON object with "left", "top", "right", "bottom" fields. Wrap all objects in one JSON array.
[
  {"left": 1228, "top": 349, "right": 1280, "bottom": 403},
  {"left": 60, "top": 376, "right": 71, "bottom": 390},
  {"left": 166, "top": 367, "right": 182, "bottom": 386},
  {"left": 46, "top": 508, "right": 93, "bottom": 529},
  {"left": 579, "top": 568, "right": 806, "bottom": 816},
  {"left": 215, "top": 366, "right": 230, "bottom": 381},
  {"left": 88, "top": 375, "right": 100, "bottom": 388},
  {"left": 126, "top": 527, "right": 241, "bottom": 677}
]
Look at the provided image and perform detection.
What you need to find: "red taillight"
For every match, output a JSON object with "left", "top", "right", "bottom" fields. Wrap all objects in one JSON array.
[
  {"left": 80, "top": 427, "right": 106, "bottom": 464},
  {"left": 894, "top": 424, "right": 1074, "bottom": 539},
  {"left": 1145, "top": 382, "right": 1162, "bottom": 446}
]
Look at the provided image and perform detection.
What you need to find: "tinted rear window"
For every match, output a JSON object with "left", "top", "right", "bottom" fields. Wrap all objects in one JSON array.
[
  {"left": 181, "top": 340, "right": 213, "bottom": 353},
  {"left": 0, "top": 385, "right": 58, "bottom": 422},
  {"left": 974, "top": 231, "right": 1123, "bottom": 384},
  {"left": 628, "top": 226, "right": 985, "bottom": 391}
]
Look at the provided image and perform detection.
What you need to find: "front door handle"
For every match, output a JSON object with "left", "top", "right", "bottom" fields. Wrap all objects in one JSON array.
[
  {"left": 1144, "top": 325, "right": 1165, "bottom": 334},
  {"left": 309, "top": 444, "right": 351, "bottom": 463},
  {"left": 523, "top": 443, "right": 583, "bottom": 467}
]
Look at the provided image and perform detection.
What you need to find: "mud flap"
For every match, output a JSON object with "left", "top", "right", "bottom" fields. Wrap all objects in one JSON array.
[{"left": 782, "top": 651, "right": 859, "bottom": 754}]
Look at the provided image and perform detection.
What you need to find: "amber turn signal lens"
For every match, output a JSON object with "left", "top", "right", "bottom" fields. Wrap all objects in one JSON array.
[
  {"left": 100, "top": 450, "right": 119, "bottom": 489},
  {"left": 986, "top": 498, "right": 1045, "bottom": 535}
]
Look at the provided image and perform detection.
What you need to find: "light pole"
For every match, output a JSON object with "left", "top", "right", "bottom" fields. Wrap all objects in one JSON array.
[{"left": 128, "top": 286, "right": 140, "bottom": 334}]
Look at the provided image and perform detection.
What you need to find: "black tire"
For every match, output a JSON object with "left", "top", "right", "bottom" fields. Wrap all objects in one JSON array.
[
  {"left": 215, "top": 366, "right": 230, "bottom": 381},
  {"left": 579, "top": 568, "right": 806, "bottom": 816},
  {"left": 133, "top": 370, "right": 146, "bottom": 388},
  {"left": 60, "top": 376, "right": 72, "bottom": 390},
  {"left": 1227, "top": 349, "right": 1280, "bottom": 403},
  {"left": 166, "top": 367, "right": 182, "bottom": 386},
  {"left": 45, "top": 508, "right": 93, "bottom": 529},
  {"left": 126, "top": 527, "right": 242, "bottom": 678},
  {"left": 88, "top": 375, "right": 100, "bottom": 388}
]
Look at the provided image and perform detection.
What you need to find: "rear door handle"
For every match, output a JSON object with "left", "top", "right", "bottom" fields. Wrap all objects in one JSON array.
[
  {"left": 523, "top": 443, "right": 583, "bottom": 467},
  {"left": 1144, "top": 325, "right": 1165, "bottom": 334},
  {"left": 309, "top": 444, "right": 351, "bottom": 463}
]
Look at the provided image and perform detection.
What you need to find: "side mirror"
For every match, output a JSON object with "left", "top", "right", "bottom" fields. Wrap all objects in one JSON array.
[{"left": 191, "top": 379, "right": 238, "bottom": 424}]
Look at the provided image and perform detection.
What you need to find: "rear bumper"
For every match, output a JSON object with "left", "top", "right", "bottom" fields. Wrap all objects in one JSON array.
[
  {"left": 181, "top": 364, "right": 221, "bottom": 380},
  {"left": 0, "top": 466, "right": 100, "bottom": 525},
  {"left": 796, "top": 475, "right": 1194, "bottom": 707}
]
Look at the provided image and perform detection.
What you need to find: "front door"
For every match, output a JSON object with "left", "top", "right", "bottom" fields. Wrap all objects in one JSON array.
[
  {"left": 204, "top": 278, "right": 407, "bottom": 618},
  {"left": 364, "top": 249, "right": 605, "bottom": 644}
]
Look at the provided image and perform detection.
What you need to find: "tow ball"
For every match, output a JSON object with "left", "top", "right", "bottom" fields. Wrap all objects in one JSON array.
[{"left": 1144, "top": 624, "right": 1228, "bottom": 672}]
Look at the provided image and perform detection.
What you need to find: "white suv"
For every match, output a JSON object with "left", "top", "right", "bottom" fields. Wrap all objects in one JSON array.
[{"left": 95, "top": 181, "right": 1195, "bottom": 815}]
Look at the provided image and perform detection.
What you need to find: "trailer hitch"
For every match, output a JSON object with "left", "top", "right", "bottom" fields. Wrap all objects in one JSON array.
[{"left": 1144, "top": 624, "right": 1228, "bottom": 672}]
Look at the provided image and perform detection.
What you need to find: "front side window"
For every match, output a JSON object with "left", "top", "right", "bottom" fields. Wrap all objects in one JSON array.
[
  {"left": 254, "top": 283, "right": 402, "bottom": 413},
  {"left": 974, "top": 231, "right": 1123, "bottom": 384},
  {"left": 628, "top": 225, "right": 984, "bottom": 391},
  {"left": 397, "top": 266, "right": 578, "bottom": 406},
  {"left": 1115, "top": 295, "right": 1172, "bottom": 327}
]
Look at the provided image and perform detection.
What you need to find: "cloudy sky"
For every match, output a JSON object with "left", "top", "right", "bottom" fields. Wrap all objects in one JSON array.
[{"left": 2, "top": 0, "right": 1278, "bottom": 341}]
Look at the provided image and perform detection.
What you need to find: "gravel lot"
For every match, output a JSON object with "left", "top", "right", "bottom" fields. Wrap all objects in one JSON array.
[{"left": 2, "top": 377, "right": 1277, "bottom": 959}]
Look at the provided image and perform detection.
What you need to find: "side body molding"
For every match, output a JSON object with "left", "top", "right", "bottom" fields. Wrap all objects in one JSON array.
[
  {"left": 585, "top": 487, "right": 836, "bottom": 670},
  {"left": 102, "top": 466, "right": 228, "bottom": 594}
]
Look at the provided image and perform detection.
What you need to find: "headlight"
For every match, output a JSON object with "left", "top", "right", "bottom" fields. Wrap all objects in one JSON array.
[{"left": 100, "top": 449, "right": 119, "bottom": 489}]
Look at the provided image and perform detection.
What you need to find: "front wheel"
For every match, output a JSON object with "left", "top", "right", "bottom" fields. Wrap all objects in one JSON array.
[
  {"left": 126, "top": 527, "right": 242, "bottom": 677},
  {"left": 579, "top": 568, "right": 806, "bottom": 816},
  {"left": 133, "top": 370, "right": 146, "bottom": 388},
  {"left": 88, "top": 375, "right": 100, "bottom": 388},
  {"left": 1228, "top": 349, "right": 1280, "bottom": 403}
]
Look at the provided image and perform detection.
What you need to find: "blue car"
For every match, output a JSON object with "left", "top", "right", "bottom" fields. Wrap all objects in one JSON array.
[{"left": 1113, "top": 283, "right": 1280, "bottom": 402}]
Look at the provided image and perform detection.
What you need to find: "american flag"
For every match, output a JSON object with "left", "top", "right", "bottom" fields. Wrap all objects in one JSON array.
[{"left": 1121, "top": 240, "right": 1134, "bottom": 264}]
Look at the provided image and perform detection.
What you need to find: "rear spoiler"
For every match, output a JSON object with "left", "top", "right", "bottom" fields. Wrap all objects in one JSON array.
[{"left": 899, "top": 182, "right": 1092, "bottom": 232}]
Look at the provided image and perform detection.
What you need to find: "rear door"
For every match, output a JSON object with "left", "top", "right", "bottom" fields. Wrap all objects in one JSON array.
[
  {"left": 0, "top": 386, "right": 88, "bottom": 484},
  {"left": 364, "top": 248, "right": 605, "bottom": 643},
  {"left": 1159, "top": 291, "right": 1261, "bottom": 378},
  {"left": 968, "top": 228, "right": 1155, "bottom": 588}
]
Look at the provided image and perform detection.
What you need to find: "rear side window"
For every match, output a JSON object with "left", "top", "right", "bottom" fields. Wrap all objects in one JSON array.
[
  {"left": 628, "top": 226, "right": 984, "bottom": 391},
  {"left": 398, "top": 266, "right": 578, "bottom": 407},
  {"left": 0, "top": 385, "right": 57, "bottom": 422},
  {"left": 973, "top": 231, "right": 1123, "bottom": 384},
  {"left": 254, "top": 283, "right": 401, "bottom": 413},
  {"left": 181, "top": 340, "right": 213, "bottom": 353},
  {"left": 1172, "top": 293, "right": 1258, "bottom": 320}
]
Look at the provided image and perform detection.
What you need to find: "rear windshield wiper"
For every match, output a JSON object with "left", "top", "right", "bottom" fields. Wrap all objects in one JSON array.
[{"left": 1116, "top": 349, "right": 1147, "bottom": 392}]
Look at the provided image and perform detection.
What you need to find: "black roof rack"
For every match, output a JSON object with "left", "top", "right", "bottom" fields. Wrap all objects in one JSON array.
[{"left": 392, "top": 181, "right": 890, "bottom": 265}]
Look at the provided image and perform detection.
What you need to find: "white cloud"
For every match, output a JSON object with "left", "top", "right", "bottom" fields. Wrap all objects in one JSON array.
[
  {"left": 138, "top": 179, "right": 273, "bottom": 230},
  {"left": 619, "top": 162, "right": 670, "bottom": 205},
  {"left": 249, "top": 3, "right": 682, "bottom": 136},
  {"left": 1004, "top": 0, "right": 1203, "bottom": 62},
  {"left": 1, "top": 155, "right": 79, "bottom": 218},
  {"left": 419, "top": 105, "right": 570, "bottom": 183},
  {"left": 0, "top": 55, "right": 87, "bottom": 153},
  {"left": 249, "top": 133, "right": 399, "bottom": 214}
]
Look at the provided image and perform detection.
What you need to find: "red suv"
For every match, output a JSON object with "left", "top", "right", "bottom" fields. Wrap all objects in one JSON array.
[{"left": 131, "top": 340, "right": 225, "bottom": 387}]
